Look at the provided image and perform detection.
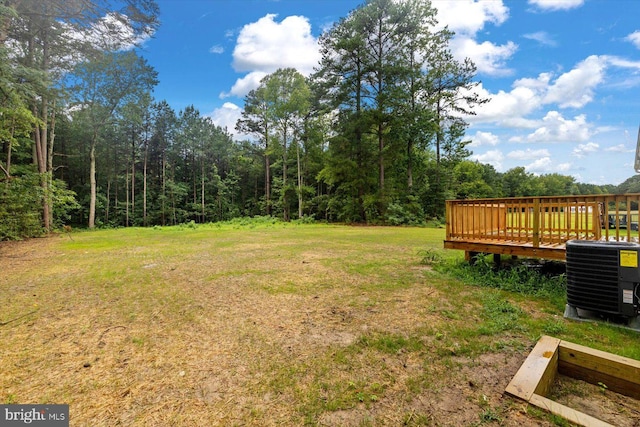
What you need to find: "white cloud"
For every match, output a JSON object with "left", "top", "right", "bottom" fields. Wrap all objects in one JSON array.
[
  {"left": 543, "top": 55, "right": 606, "bottom": 108},
  {"left": 67, "top": 12, "right": 153, "bottom": 51},
  {"left": 225, "top": 14, "right": 321, "bottom": 97},
  {"left": 209, "top": 45, "right": 224, "bottom": 54},
  {"left": 471, "top": 149, "right": 504, "bottom": 171},
  {"left": 604, "top": 55, "right": 640, "bottom": 70},
  {"left": 605, "top": 144, "right": 633, "bottom": 153},
  {"left": 571, "top": 142, "right": 599, "bottom": 158},
  {"left": 467, "top": 55, "right": 640, "bottom": 132},
  {"left": 507, "top": 148, "right": 551, "bottom": 160},
  {"left": 205, "top": 102, "right": 244, "bottom": 138},
  {"left": 528, "top": 0, "right": 584, "bottom": 11},
  {"left": 525, "top": 157, "right": 552, "bottom": 172},
  {"left": 626, "top": 31, "right": 640, "bottom": 49},
  {"left": 434, "top": 1, "right": 509, "bottom": 36},
  {"left": 466, "top": 81, "right": 542, "bottom": 125},
  {"left": 449, "top": 37, "right": 517, "bottom": 76},
  {"left": 434, "top": 1, "right": 515, "bottom": 77},
  {"left": 469, "top": 131, "right": 499, "bottom": 147},
  {"left": 523, "top": 31, "right": 557, "bottom": 47},
  {"left": 221, "top": 71, "right": 267, "bottom": 98},
  {"left": 232, "top": 14, "right": 320, "bottom": 76},
  {"left": 526, "top": 112, "right": 591, "bottom": 143}
]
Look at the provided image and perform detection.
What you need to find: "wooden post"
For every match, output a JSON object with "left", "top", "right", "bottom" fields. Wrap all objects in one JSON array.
[{"left": 533, "top": 198, "right": 540, "bottom": 248}]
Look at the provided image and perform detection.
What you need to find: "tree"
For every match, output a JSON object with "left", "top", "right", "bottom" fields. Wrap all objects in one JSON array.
[
  {"left": 263, "top": 68, "right": 310, "bottom": 220},
  {"left": 502, "top": 167, "right": 534, "bottom": 197},
  {"left": 67, "top": 50, "right": 157, "bottom": 228},
  {"left": 424, "top": 29, "right": 487, "bottom": 216},
  {"left": 150, "top": 100, "right": 177, "bottom": 225},
  {"left": 236, "top": 84, "right": 273, "bottom": 215},
  {"left": 452, "top": 160, "right": 493, "bottom": 199},
  {"left": 315, "top": 6, "right": 374, "bottom": 221},
  {"left": 2, "top": 0, "right": 159, "bottom": 232}
]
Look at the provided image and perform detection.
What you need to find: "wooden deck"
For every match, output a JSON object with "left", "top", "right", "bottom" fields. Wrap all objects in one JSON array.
[{"left": 445, "top": 194, "right": 640, "bottom": 261}]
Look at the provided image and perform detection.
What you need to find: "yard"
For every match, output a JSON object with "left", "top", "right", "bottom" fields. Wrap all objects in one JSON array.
[{"left": 1, "top": 221, "right": 639, "bottom": 426}]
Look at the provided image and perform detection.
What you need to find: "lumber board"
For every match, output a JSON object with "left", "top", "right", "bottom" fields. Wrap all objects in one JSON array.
[
  {"left": 443, "top": 240, "right": 566, "bottom": 260},
  {"left": 505, "top": 336, "right": 561, "bottom": 400},
  {"left": 528, "top": 394, "right": 614, "bottom": 427},
  {"left": 558, "top": 340, "right": 640, "bottom": 400}
]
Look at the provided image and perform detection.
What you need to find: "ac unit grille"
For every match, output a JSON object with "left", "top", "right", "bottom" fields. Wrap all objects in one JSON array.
[{"left": 566, "top": 242, "right": 621, "bottom": 315}]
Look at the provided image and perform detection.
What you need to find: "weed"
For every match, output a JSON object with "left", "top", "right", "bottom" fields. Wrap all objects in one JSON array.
[
  {"left": 597, "top": 381, "right": 608, "bottom": 394},
  {"left": 478, "top": 294, "right": 526, "bottom": 335},
  {"left": 402, "top": 411, "right": 432, "bottom": 425},
  {"left": 357, "top": 333, "right": 424, "bottom": 354},
  {"left": 542, "top": 318, "right": 567, "bottom": 335},
  {"left": 479, "top": 407, "right": 501, "bottom": 423},
  {"left": 418, "top": 248, "right": 443, "bottom": 266},
  {"left": 438, "top": 257, "right": 566, "bottom": 309}
]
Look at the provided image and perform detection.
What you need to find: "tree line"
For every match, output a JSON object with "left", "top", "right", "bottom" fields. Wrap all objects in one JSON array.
[{"left": 0, "top": 0, "right": 618, "bottom": 240}]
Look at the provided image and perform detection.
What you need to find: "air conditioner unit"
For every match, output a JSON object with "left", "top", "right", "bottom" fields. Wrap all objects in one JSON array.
[{"left": 565, "top": 240, "right": 640, "bottom": 329}]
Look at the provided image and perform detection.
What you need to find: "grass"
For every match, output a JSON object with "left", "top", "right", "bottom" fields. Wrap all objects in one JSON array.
[{"left": 1, "top": 220, "right": 639, "bottom": 426}]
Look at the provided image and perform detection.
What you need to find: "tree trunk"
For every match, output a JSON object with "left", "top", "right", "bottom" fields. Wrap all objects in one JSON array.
[
  {"left": 282, "top": 123, "right": 289, "bottom": 221},
  {"left": 105, "top": 178, "right": 111, "bottom": 224},
  {"left": 89, "top": 138, "right": 97, "bottom": 228},
  {"left": 296, "top": 138, "right": 302, "bottom": 218},
  {"left": 5, "top": 120, "right": 13, "bottom": 176},
  {"left": 201, "top": 157, "right": 205, "bottom": 222},
  {"left": 47, "top": 100, "right": 56, "bottom": 227},
  {"left": 162, "top": 150, "right": 166, "bottom": 225},
  {"left": 378, "top": 123, "right": 384, "bottom": 193},
  {"left": 130, "top": 131, "right": 135, "bottom": 226},
  {"left": 143, "top": 140, "right": 148, "bottom": 226},
  {"left": 265, "top": 153, "right": 271, "bottom": 215},
  {"left": 125, "top": 160, "right": 129, "bottom": 226}
]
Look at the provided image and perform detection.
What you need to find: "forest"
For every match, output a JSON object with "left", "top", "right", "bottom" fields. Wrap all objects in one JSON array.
[{"left": 0, "top": 0, "right": 622, "bottom": 240}]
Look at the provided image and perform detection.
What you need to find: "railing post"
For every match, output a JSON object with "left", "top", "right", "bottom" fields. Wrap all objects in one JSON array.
[
  {"left": 533, "top": 198, "right": 540, "bottom": 248},
  {"left": 445, "top": 201, "right": 451, "bottom": 240}
]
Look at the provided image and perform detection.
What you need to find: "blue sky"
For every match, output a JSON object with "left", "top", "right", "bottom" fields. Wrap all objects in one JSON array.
[{"left": 140, "top": 0, "right": 640, "bottom": 186}]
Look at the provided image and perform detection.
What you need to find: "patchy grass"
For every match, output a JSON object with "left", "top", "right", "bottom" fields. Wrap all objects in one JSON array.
[{"left": 1, "top": 222, "right": 639, "bottom": 426}]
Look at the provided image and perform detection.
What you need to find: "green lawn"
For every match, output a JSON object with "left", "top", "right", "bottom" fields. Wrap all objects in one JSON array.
[{"left": 1, "top": 221, "right": 638, "bottom": 426}]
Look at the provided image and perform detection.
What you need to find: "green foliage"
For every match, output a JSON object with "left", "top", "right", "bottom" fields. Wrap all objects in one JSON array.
[
  {"left": 418, "top": 248, "right": 443, "bottom": 265},
  {"left": 479, "top": 408, "right": 501, "bottom": 423},
  {"left": 51, "top": 179, "right": 80, "bottom": 228},
  {"left": 0, "top": 173, "right": 44, "bottom": 240},
  {"left": 384, "top": 196, "right": 425, "bottom": 225},
  {"left": 437, "top": 255, "right": 567, "bottom": 309}
]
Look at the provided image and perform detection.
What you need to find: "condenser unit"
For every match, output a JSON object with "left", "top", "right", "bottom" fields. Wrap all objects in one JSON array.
[{"left": 565, "top": 240, "right": 640, "bottom": 328}]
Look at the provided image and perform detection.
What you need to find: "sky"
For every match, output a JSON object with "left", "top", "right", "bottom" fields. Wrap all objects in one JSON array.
[{"left": 138, "top": 0, "right": 640, "bottom": 186}]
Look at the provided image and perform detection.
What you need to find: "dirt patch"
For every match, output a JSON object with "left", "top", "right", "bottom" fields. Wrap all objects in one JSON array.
[{"left": 550, "top": 375, "right": 640, "bottom": 426}]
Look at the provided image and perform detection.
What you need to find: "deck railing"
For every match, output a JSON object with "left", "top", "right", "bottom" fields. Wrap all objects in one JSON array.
[{"left": 445, "top": 194, "right": 640, "bottom": 249}]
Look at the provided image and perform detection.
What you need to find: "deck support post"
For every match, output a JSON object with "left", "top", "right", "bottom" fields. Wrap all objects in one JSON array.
[{"left": 465, "top": 251, "right": 478, "bottom": 264}]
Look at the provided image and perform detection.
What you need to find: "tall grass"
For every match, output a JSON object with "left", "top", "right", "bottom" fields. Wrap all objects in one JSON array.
[{"left": 434, "top": 254, "right": 567, "bottom": 310}]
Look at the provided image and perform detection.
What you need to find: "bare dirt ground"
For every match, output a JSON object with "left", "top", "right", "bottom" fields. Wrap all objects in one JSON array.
[{"left": 1, "top": 232, "right": 638, "bottom": 426}]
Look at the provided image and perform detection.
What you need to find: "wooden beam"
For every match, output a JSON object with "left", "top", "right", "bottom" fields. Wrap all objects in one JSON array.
[
  {"left": 528, "top": 394, "right": 613, "bottom": 427},
  {"left": 558, "top": 340, "right": 640, "bottom": 400},
  {"left": 505, "top": 336, "right": 560, "bottom": 401},
  {"left": 443, "top": 240, "right": 566, "bottom": 260},
  {"left": 506, "top": 336, "right": 640, "bottom": 427}
]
